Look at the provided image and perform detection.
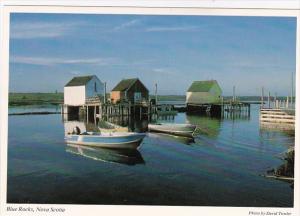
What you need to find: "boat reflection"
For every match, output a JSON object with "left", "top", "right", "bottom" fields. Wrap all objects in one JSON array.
[
  {"left": 147, "top": 132, "right": 194, "bottom": 145},
  {"left": 66, "top": 144, "right": 145, "bottom": 166}
]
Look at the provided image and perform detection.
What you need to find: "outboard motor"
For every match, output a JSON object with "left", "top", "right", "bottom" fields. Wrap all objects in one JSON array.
[{"left": 72, "top": 126, "right": 81, "bottom": 135}]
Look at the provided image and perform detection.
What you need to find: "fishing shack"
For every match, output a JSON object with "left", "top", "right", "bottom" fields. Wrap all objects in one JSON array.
[
  {"left": 186, "top": 80, "right": 223, "bottom": 115},
  {"left": 186, "top": 80, "right": 222, "bottom": 105},
  {"left": 110, "top": 78, "right": 149, "bottom": 104},
  {"left": 63, "top": 75, "right": 104, "bottom": 116}
]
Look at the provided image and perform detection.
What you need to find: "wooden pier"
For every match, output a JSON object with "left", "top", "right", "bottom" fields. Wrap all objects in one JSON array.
[
  {"left": 62, "top": 96, "right": 156, "bottom": 122},
  {"left": 187, "top": 101, "right": 251, "bottom": 117},
  {"left": 259, "top": 89, "right": 295, "bottom": 131},
  {"left": 260, "top": 108, "right": 295, "bottom": 130}
]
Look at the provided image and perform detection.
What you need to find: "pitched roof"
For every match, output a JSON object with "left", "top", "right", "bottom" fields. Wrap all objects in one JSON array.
[
  {"left": 111, "top": 78, "right": 139, "bottom": 91},
  {"left": 65, "top": 75, "right": 94, "bottom": 87},
  {"left": 187, "top": 80, "right": 220, "bottom": 92}
]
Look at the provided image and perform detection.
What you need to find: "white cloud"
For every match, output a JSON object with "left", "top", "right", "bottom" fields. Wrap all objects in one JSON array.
[
  {"left": 152, "top": 68, "right": 177, "bottom": 75},
  {"left": 69, "top": 71, "right": 81, "bottom": 75},
  {"left": 113, "top": 19, "right": 140, "bottom": 31},
  {"left": 10, "top": 56, "right": 118, "bottom": 66},
  {"left": 10, "top": 21, "right": 84, "bottom": 39},
  {"left": 146, "top": 26, "right": 199, "bottom": 32}
]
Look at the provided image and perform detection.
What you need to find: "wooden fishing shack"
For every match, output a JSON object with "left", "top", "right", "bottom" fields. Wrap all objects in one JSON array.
[
  {"left": 63, "top": 76, "right": 154, "bottom": 121},
  {"left": 186, "top": 80, "right": 223, "bottom": 115},
  {"left": 186, "top": 80, "right": 250, "bottom": 117},
  {"left": 110, "top": 78, "right": 149, "bottom": 104},
  {"left": 62, "top": 75, "right": 105, "bottom": 117}
]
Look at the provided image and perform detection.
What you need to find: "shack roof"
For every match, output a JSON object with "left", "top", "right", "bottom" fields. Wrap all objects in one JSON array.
[
  {"left": 111, "top": 78, "right": 139, "bottom": 91},
  {"left": 187, "top": 80, "right": 220, "bottom": 92},
  {"left": 65, "top": 75, "right": 94, "bottom": 87}
]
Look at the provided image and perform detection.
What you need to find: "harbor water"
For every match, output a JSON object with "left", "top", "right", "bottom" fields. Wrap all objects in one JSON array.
[{"left": 7, "top": 104, "right": 294, "bottom": 206}]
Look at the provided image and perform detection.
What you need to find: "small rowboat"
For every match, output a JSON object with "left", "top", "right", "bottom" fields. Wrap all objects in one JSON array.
[
  {"left": 148, "top": 123, "right": 196, "bottom": 138},
  {"left": 65, "top": 132, "right": 146, "bottom": 149}
]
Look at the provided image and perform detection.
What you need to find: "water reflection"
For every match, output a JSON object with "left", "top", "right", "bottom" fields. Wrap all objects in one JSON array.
[
  {"left": 63, "top": 113, "right": 149, "bottom": 133},
  {"left": 186, "top": 114, "right": 222, "bottom": 138},
  {"left": 66, "top": 144, "right": 145, "bottom": 165},
  {"left": 148, "top": 133, "right": 195, "bottom": 145},
  {"left": 8, "top": 104, "right": 295, "bottom": 206}
]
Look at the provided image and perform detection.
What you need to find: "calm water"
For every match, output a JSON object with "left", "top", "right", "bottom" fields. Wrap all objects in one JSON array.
[{"left": 7, "top": 104, "right": 294, "bottom": 206}]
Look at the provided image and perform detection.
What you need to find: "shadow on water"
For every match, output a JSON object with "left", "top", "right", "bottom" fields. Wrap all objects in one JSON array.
[{"left": 66, "top": 144, "right": 145, "bottom": 166}]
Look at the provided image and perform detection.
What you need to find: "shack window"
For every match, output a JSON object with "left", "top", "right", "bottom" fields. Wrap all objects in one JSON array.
[{"left": 134, "top": 92, "right": 142, "bottom": 102}]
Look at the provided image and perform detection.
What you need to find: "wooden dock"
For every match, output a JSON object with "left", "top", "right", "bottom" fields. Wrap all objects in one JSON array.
[
  {"left": 62, "top": 96, "right": 156, "bottom": 122},
  {"left": 260, "top": 108, "right": 295, "bottom": 130},
  {"left": 187, "top": 101, "right": 250, "bottom": 117},
  {"left": 259, "top": 88, "right": 295, "bottom": 131}
]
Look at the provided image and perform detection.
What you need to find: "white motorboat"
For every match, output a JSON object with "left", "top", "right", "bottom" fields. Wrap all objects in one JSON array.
[{"left": 65, "top": 131, "right": 146, "bottom": 149}]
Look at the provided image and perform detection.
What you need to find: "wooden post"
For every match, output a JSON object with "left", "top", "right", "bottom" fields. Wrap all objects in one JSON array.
[
  {"left": 291, "top": 73, "right": 294, "bottom": 107},
  {"left": 139, "top": 106, "right": 142, "bottom": 119},
  {"left": 104, "top": 82, "right": 107, "bottom": 103},
  {"left": 155, "top": 83, "right": 158, "bottom": 105},
  {"left": 279, "top": 100, "right": 282, "bottom": 108},
  {"left": 98, "top": 105, "right": 101, "bottom": 119},
  {"left": 233, "top": 86, "right": 236, "bottom": 102},
  {"left": 248, "top": 104, "right": 250, "bottom": 117},
  {"left": 268, "top": 92, "right": 271, "bottom": 109},
  {"left": 87, "top": 106, "right": 89, "bottom": 123},
  {"left": 261, "top": 87, "right": 264, "bottom": 108},
  {"left": 286, "top": 96, "right": 289, "bottom": 108}
]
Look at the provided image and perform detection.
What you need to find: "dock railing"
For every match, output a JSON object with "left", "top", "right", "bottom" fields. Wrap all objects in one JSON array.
[{"left": 259, "top": 95, "right": 295, "bottom": 130}]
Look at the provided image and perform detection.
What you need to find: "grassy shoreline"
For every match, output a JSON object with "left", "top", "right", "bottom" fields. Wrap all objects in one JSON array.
[{"left": 9, "top": 93, "right": 64, "bottom": 106}]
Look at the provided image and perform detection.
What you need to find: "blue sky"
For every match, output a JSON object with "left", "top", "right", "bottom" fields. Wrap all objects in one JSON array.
[{"left": 9, "top": 13, "right": 296, "bottom": 96}]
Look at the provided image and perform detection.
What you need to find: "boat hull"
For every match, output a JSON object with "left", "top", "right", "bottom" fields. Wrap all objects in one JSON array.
[
  {"left": 65, "top": 133, "right": 146, "bottom": 149},
  {"left": 148, "top": 124, "right": 196, "bottom": 138}
]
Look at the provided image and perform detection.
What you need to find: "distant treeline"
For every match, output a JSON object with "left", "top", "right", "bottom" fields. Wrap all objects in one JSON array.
[
  {"left": 9, "top": 92, "right": 295, "bottom": 106},
  {"left": 149, "top": 95, "right": 186, "bottom": 101},
  {"left": 150, "top": 95, "right": 294, "bottom": 102}
]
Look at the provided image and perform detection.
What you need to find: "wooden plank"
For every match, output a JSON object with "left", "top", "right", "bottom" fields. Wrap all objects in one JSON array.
[
  {"left": 260, "top": 114, "right": 295, "bottom": 119},
  {"left": 260, "top": 119, "right": 295, "bottom": 123},
  {"left": 260, "top": 122, "right": 295, "bottom": 130}
]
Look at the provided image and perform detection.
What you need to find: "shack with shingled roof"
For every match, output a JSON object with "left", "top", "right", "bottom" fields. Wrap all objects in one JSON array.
[
  {"left": 64, "top": 75, "right": 104, "bottom": 106},
  {"left": 186, "top": 80, "right": 222, "bottom": 105},
  {"left": 111, "top": 78, "right": 149, "bottom": 104}
]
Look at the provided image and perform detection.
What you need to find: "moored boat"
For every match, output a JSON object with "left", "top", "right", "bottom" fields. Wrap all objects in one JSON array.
[
  {"left": 148, "top": 123, "right": 196, "bottom": 138},
  {"left": 65, "top": 132, "right": 146, "bottom": 149}
]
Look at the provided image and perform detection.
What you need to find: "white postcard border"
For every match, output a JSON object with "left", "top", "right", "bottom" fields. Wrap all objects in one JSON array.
[{"left": 0, "top": 4, "right": 299, "bottom": 216}]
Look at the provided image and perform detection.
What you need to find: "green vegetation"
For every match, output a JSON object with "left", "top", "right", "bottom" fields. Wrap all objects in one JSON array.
[{"left": 9, "top": 93, "right": 63, "bottom": 106}]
